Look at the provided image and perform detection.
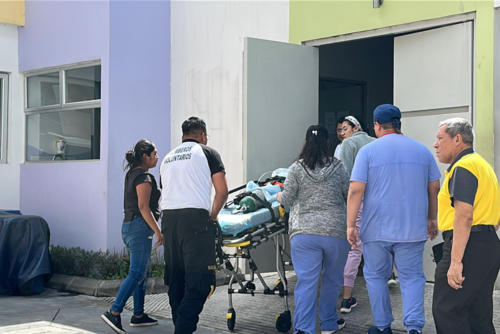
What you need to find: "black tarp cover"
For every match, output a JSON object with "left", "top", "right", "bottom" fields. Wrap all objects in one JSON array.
[{"left": 0, "top": 212, "right": 52, "bottom": 295}]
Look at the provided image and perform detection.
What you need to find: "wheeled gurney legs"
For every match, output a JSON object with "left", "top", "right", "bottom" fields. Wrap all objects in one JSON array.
[{"left": 224, "top": 237, "right": 292, "bottom": 333}]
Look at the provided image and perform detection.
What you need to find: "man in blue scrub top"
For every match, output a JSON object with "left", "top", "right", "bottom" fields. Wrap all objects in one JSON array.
[{"left": 346, "top": 104, "right": 441, "bottom": 334}]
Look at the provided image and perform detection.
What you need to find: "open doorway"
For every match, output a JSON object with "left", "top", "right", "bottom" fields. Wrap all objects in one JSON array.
[
  {"left": 243, "top": 21, "right": 473, "bottom": 277},
  {"left": 318, "top": 35, "right": 394, "bottom": 148}
]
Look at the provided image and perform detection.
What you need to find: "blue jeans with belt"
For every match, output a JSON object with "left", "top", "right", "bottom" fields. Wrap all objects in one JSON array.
[{"left": 111, "top": 215, "right": 153, "bottom": 315}]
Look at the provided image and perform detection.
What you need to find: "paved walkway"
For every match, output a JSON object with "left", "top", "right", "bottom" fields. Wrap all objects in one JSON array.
[
  {"left": 101, "top": 271, "right": 500, "bottom": 334},
  {"left": 3, "top": 271, "right": 500, "bottom": 333},
  {"left": 0, "top": 289, "right": 222, "bottom": 334}
]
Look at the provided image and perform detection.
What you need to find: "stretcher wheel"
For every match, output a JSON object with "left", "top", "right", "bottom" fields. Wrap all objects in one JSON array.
[
  {"left": 245, "top": 282, "right": 256, "bottom": 290},
  {"left": 275, "top": 310, "right": 292, "bottom": 333},
  {"left": 226, "top": 308, "right": 236, "bottom": 331}
]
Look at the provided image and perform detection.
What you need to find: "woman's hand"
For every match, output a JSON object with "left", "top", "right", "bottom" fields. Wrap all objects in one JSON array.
[
  {"left": 347, "top": 226, "right": 359, "bottom": 248},
  {"left": 155, "top": 231, "right": 164, "bottom": 246},
  {"left": 276, "top": 192, "right": 282, "bottom": 203}
]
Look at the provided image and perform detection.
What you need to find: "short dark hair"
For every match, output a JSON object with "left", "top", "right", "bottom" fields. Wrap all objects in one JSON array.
[
  {"left": 379, "top": 121, "right": 402, "bottom": 132},
  {"left": 337, "top": 117, "right": 345, "bottom": 125},
  {"left": 380, "top": 122, "right": 394, "bottom": 130},
  {"left": 182, "top": 117, "right": 206, "bottom": 136}
]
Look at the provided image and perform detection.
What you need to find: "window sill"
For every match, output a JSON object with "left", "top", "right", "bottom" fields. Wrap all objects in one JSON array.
[{"left": 23, "top": 159, "right": 101, "bottom": 164}]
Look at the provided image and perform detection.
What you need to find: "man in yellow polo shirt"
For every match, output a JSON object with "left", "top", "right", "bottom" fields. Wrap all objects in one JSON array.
[{"left": 432, "top": 118, "right": 500, "bottom": 334}]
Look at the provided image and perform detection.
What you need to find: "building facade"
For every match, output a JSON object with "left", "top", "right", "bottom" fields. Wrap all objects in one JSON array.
[
  {"left": 0, "top": 0, "right": 170, "bottom": 252},
  {"left": 245, "top": 0, "right": 500, "bottom": 279},
  {"left": 2, "top": 0, "right": 500, "bottom": 280},
  {"left": 0, "top": 1, "right": 24, "bottom": 213}
]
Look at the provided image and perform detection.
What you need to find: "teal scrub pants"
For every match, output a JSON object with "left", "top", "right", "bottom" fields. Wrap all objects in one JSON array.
[
  {"left": 291, "top": 234, "right": 350, "bottom": 334},
  {"left": 363, "top": 241, "right": 426, "bottom": 332}
]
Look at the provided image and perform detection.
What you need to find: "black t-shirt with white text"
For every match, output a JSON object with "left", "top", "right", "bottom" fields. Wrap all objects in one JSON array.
[{"left": 124, "top": 168, "right": 161, "bottom": 221}]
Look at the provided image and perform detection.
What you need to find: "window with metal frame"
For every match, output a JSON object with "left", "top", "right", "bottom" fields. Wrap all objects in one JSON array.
[
  {"left": 0, "top": 73, "right": 8, "bottom": 164},
  {"left": 24, "top": 62, "right": 101, "bottom": 162}
]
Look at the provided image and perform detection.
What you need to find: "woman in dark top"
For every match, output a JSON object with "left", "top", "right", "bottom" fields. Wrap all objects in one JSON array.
[{"left": 101, "top": 139, "right": 163, "bottom": 334}]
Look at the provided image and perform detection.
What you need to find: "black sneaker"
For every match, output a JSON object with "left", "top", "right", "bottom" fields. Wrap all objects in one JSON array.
[
  {"left": 367, "top": 326, "right": 393, "bottom": 334},
  {"left": 130, "top": 313, "right": 158, "bottom": 327},
  {"left": 321, "top": 319, "right": 346, "bottom": 333},
  {"left": 101, "top": 310, "right": 126, "bottom": 334},
  {"left": 340, "top": 297, "right": 357, "bottom": 314}
]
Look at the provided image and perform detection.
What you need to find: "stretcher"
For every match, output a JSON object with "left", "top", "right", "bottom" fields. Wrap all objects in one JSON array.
[{"left": 215, "top": 174, "right": 293, "bottom": 333}]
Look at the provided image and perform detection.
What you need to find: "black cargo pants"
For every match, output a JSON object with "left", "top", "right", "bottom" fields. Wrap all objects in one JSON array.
[
  {"left": 432, "top": 231, "right": 500, "bottom": 334},
  {"left": 161, "top": 208, "right": 216, "bottom": 334}
]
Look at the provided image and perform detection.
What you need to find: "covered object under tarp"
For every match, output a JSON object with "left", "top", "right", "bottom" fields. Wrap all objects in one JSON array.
[{"left": 0, "top": 212, "right": 52, "bottom": 295}]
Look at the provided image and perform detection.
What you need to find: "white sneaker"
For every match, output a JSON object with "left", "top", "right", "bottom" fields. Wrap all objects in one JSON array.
[
  {"left": 321, "top": 319, "right": 346, "bottom": 333},
  {"left": 388, "top": 273, "right": 398, "bottom": 287}
]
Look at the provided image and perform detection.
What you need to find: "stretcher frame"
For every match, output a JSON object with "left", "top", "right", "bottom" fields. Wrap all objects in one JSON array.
[{"left": 215, "top": 177, "right": 294, "bottom": 333}]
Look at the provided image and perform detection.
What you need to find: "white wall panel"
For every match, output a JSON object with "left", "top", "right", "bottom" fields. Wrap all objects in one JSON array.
[
  {"left": 394, "top": 22, "right": 472, "bottom": 112},
  {"left": 170, "top": 1, "right": 289, "bottom": 189},
  {"left": 395, "top": 23, "right": 473, "bottom": 282},
  {"left": 0, "top": 24, "right": 23, "bottom": 210}
]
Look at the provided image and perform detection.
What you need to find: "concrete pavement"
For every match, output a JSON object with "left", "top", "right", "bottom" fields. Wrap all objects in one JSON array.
[
  {"left": 0, "top": 288, "right": 223, "bottom": 334},
  {"left": 3, "top": 271, "right": 500, "bottom": 334},
  {"left": 100, "top": 271, "right": 500, "bottom": 334}
]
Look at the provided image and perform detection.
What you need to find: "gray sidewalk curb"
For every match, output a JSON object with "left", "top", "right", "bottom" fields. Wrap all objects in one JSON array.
[{"left": 45, "top": 269, "right": 242, "bottom": 297}]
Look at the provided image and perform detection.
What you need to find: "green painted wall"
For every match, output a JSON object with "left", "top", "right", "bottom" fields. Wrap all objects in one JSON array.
[{"left": 290, "top": 0, "right": 495, "bottom": 164}]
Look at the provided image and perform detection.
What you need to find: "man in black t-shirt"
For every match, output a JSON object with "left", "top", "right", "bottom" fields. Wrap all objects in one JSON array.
[{"left": 160, "top": 117, "right": 228, "bottom": 334}]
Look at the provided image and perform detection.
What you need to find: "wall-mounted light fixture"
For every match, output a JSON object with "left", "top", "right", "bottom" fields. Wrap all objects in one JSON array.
[{"left": 373, "top": 0, "right": 383, "bottom": 8}]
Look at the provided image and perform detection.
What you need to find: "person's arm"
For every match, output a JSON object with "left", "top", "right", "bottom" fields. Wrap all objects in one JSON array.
[
  {"left": 346, "top": 181, "right": 366, "bottom": 248},
  {"left": 136, "top": 182, "right": 163, "bottom": 246},
  {"left": 277, "top": 166, "right": 299, "bottom": 207},
  {"left": 210, "top": 172, "right": 228, "bottom": 221},
  {"left": 427, "top": 180, "right": 440, "bottom": 240},
  {"left": 339, "top": 140, "right": 355, "bottom": 174},
  {"left": 448, "top": 199, "right": 473, "bottom": 289},
  {"left": 346, "top": 147, "right": 369, "bottom": 247},
  {"left": 340, "top": 163, "right": 350, "bottom": 203},
  {"left": 446, "top": 166, "right": 477, "bottom": 289},
  {"left": 496, "top": 185, "right": 500, "bottom": 231}
]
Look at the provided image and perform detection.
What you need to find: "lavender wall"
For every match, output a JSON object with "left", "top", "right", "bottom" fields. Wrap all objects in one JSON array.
[
  {"left": 107, "top": 0, "right": 171, "bottom": 250},
  {"left": 19, "top": 0, "right": 110, "bottom": 250},
  {"left": 18, "top": 0, "right": 170, "bottom": 251},
  {"left": 18, "top": 1, "right": 110, "bottom": 72}
]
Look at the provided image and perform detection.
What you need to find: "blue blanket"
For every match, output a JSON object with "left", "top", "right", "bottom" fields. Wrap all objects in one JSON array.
[{"left": 218, "top": 202, "right": 283, "bottom": 236}]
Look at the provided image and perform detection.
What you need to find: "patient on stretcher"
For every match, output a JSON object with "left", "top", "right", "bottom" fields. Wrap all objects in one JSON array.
[{"left": 218, "top": 170, "right": 287, "bottom": 236}]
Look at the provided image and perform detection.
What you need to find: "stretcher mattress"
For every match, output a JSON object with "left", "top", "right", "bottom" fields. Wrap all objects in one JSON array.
[{"left": 218, "top": 202, "right": 283, "bottom": 236}]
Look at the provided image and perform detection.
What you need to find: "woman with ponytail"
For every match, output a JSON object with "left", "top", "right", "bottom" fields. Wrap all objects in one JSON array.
[
  {"left": 101, "top": 139, "right": 163, "bottom": 334},
  {"left": 277, "top": 125, "right": 351, "bottom": 334}
]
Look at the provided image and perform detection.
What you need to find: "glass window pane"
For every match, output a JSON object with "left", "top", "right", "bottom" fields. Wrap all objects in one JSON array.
[
  {"left": 27, "top": 72, "right": 60, "bottom": 108},
  {"left": 65, "top": 66, "right": 101, "bottom": 103},
  {"left": 26, "top": 108, "right": 101, "bottom": 161}
]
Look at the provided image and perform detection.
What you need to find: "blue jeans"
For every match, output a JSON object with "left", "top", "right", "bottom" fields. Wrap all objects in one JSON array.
[
  {"left": 111, "top": 216, "right": 153, "bottom": 315},
  {"left": 291, "top": 234, "right": 350, "bottom": 334},
  {"left": 363, "top": 241, "right": 426, "bottom": 332}
]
